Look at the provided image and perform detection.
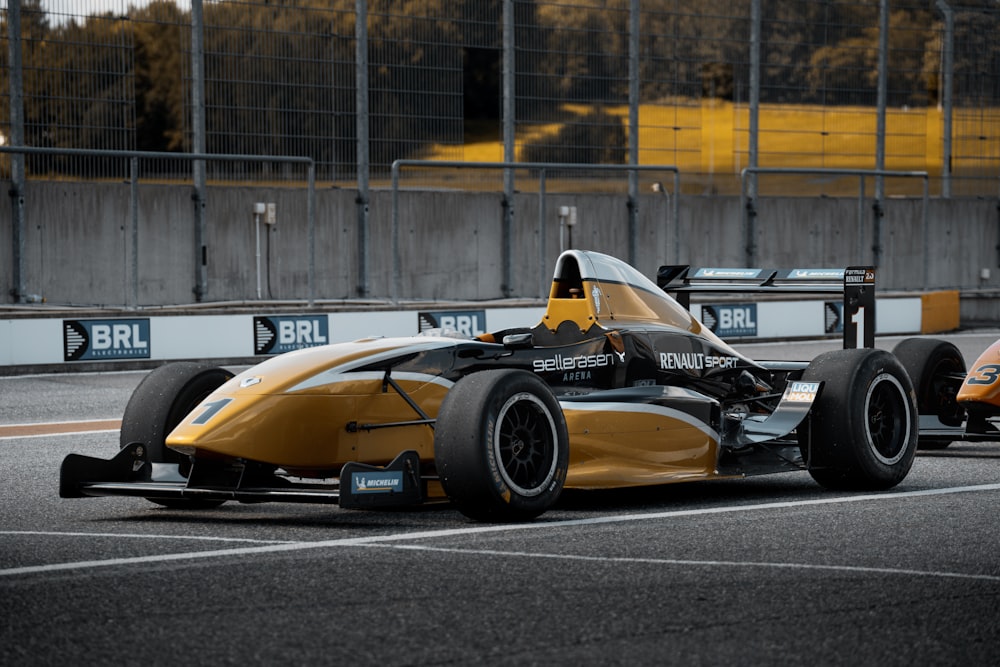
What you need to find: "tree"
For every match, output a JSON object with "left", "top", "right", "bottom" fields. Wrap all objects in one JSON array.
[{"left": 133, "top": 1, "right": 187, "bottom": 153}]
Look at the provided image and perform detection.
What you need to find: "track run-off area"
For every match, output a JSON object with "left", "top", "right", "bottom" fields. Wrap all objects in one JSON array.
[{"left": 2, "top": 332, "right": 999, "bottom": 665}]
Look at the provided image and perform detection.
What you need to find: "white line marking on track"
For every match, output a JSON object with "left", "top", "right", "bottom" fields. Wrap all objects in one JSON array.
[
  {"left": 2, "top": 482, "right": 999, "bottom": 579},
  {"left": 366, "top": 544, "right": 1000, "bottom": 583},
  {"left": 0, "top": 530, "right": 294, "bottom": 544}
]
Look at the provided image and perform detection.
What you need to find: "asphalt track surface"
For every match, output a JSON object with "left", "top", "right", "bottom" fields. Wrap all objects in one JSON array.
[{"left": 2, "top": 333, "right": 999, "bottom": 666}]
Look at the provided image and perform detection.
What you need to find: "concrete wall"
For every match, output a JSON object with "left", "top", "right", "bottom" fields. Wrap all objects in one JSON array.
[{"left": 1, "top": 181, "right": 998, "bottom": 318}]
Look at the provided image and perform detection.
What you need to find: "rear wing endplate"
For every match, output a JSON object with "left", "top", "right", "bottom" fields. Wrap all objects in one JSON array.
[{"left": 656, "top": 266, "right": 876, "bottom": 348}]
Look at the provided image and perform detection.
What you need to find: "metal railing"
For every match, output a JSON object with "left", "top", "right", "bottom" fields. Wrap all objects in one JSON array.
[
  {"left": 741, "top": 167, "right": 930, "bottom": 286},
  {"left": 390, "top": 160, "right": 681, "bottom": 303},
  {"left": 1, "top": 146, "right": 316, "bottom": 306}
]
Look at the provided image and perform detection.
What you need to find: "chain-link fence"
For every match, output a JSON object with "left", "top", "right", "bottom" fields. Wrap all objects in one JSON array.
[{"left": 1, "top": 0, "right": 998, "bottom": 193}]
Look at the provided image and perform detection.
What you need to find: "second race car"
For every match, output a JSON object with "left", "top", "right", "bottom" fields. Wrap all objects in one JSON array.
[{"left": 893, "top": 335, "right": 1000, "bottom": 448}]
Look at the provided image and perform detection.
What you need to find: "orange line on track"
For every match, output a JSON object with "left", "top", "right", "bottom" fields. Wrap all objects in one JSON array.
[{"left": 0, "top": 420, "right": 121, "bottom": 438}]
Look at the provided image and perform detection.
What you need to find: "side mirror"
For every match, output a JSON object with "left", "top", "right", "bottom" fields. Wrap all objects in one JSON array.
[{"left": 502, "top": 333, "right": 534, "bottom": 349}]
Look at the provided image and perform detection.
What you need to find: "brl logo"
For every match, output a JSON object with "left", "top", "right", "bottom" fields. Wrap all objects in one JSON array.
[
  {"left": 254, "top": 316, "right": 329, "bottom": 355},
  {"left": 63, "top": 319, "right": 151, "bottom": 362},
  {"left": 700, "top": 304, "right": 758, "bottom": 338},
  {"left": 418, "top": 310, "right": 486, "bottom": 337}
]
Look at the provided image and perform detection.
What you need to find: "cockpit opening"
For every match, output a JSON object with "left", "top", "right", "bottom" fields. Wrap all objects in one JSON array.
[
  {"left": 541, "top": 252, "right": 600, "bottom": 335},
  {"left": 550, "top": 253, "right": 585, "bottom": 299}
]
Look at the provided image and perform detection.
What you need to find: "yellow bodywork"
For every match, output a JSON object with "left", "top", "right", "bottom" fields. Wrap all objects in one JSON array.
[
  {"left": 167, "top": 250, "right": 737, "bottom": 488},
  {"left": 167, "top": 338, "right": 452, "bottom": 471},
  {"left": 563, "top": 403, "right": 719, "bottom": 488},
  {"left": 166, "top": 329, "right": 724, "bottom": 487}
]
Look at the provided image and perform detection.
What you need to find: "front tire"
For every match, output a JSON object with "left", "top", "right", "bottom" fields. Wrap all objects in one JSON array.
[
  {"left": 798, "top": 348, "right": 918, "bottom": 491},
  {"left": 892, "top": 337, "right": 966, "bottom": 449},
  {"left": 120, "top": 362, "right": 234, "bottom": 508},
  {"left": 435, "top": 370, "right": 569, "bottom": 522}
]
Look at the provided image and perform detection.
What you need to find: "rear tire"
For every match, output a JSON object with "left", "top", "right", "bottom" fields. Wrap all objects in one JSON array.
[
  {"left": 120, "top": 362, "right": 234, "bottom": 508},
  {"left": 892, "top": 337, "right": 965, "bottom": 449},
  {"left": 435, "top": 369, "right": 568, "bottom": 522},
  {"left": 798, "top": 348, "right": 918, "bottom": 491}
]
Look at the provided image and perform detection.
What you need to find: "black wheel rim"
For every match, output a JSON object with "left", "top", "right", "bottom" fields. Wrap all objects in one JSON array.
[
  {"left": 494, "top": 392, "right": 558, "bottom": 497},
  {"left": 865, "top": 373, "right": 909, "bottom": 465}
]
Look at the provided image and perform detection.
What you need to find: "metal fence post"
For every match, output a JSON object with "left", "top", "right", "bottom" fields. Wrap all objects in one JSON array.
[
  {"left": 746, "top": 0, "right": 761, "bottom": 267},
  {"left": 873, "top": 0, "right": 889, "bottom": 267},
  {"left": 308, "top": 162, "right": 316, "bottom": 305},
  {"left": 6, "top": 0, "right": 26, "bottom": 303},
  {"left": 501, "top": 0, "right": 515, "bottom": 298},
  {"left": 130, "top": 157, "right": 139, "bottom": 308},
  {"left": 538, "top": 168, "right": 547, "bottom": 298},
  {"left": 355, "top": 0, "right": 370, "bottom": 298},
  {"left": 627, "top": 0, "right": 640, "bottom": 266},
  {"left": 391, "top": 161, "right": 401, "bottom": 303},
  {"left": 191, "top": 0, "right": 208, "bottom": 301},
  {"left": 936, "top": 0, "right": 954, "bottom": 199}
]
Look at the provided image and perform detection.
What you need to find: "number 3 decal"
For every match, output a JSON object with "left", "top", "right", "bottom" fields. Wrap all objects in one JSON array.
[{"left": 966, "top": 364, "right": 1000, "bottom": 386}]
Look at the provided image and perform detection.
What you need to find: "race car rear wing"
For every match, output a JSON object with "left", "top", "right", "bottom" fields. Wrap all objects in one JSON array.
[{"left": 656, "top": 265, "right": 876, "bottom": 348}]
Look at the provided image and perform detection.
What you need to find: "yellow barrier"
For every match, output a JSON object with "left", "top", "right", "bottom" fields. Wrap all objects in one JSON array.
[{"left": 920, "top": 290, "right": 960, "bottom": 334}]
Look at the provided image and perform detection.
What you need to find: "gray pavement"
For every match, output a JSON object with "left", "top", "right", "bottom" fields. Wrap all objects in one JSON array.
[{"left": 2, "top": 333, "right": 999, "bottom": 666}]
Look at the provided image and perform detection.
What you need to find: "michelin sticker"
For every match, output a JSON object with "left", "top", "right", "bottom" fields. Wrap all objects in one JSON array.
[
  {"left": 790, "top": 269, "right": 844, "bottom": 279},
  {"left": 693, "top": 268, "right": 764, "bottom": 279},
  {"left": 352, "top": 471, "right": 404, "bottom": 494}
]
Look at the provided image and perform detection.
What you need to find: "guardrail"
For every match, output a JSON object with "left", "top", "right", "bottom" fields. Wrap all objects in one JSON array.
[
  {"left": 1, "top": 146, "right": 316, "bottom": 306},
  {"left": 740, "top": 167, "right": 929, "bottom": 286},
  {"left": 390, "top": 160, "right": 681, "bottom": 302}
]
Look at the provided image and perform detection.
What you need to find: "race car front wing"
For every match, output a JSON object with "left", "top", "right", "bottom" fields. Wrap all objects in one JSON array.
[{"left": 59, "top": 443, "right": 427, "bottom": 510}]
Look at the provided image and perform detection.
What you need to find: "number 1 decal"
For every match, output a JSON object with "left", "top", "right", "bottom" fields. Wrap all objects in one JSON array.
[
  {"left": 850, "top": 306, "right": 866, "bottom": 349},
  {"left": 842, "top": 267, "right": 875, "bottom": 349},
  {"left": 191, "top": 398, "right": 233, "bottom": 425},
  {"left": 966, "top": 364, "right": 1000, "bottom": 386}
]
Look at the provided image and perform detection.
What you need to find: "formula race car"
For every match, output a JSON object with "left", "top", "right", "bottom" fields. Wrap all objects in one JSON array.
[
  {"left": 892, "top": 336, "right": 1000, "bottom": 448},
  {"left": 62, "top": 250, "right": 922, "bottom": 522}
]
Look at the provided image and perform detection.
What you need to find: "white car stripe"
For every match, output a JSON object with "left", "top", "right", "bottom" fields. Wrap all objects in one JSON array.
[
  {"left": 560, "top": 400, "right": 720, "bottom": 443},
  {"left": 288, "top": 338, "right": 462, "bottom": 392}
]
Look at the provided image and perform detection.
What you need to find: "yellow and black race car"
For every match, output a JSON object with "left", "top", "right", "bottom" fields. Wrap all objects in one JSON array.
[{"left": 61, "top": 250, "right": 921, "bottom": 522}]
